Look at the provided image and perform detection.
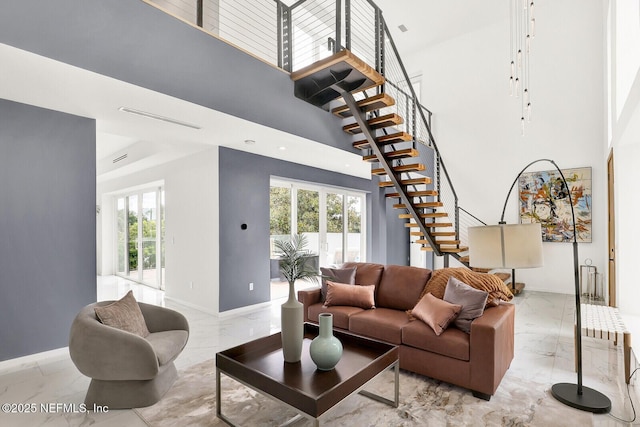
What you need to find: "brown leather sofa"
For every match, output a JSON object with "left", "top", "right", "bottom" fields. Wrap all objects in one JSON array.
[{"left": 298, "top": 262, "right": 515, "bottom": 400}]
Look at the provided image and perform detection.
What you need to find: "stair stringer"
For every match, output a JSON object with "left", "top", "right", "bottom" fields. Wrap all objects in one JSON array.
[{"left": 338, "top": 89, "right": 443, "bottom": 257}]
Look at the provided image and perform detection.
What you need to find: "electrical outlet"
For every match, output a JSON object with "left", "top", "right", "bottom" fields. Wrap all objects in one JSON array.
[
  {"left": 189, "top": 281, "right": 194, "bottom": 289},
  {"left": 249, "top": 282, "right": 254, "bottom": 291}
]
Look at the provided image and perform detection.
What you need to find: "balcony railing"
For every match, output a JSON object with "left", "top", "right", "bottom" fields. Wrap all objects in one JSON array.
[{"left": 145, "top": 0, "right": 480, "bottom": 257}]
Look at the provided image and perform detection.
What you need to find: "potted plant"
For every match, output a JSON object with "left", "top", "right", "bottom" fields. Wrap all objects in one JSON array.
[{"left": 273, "top": 234, "right": 320, "bottom": 363}]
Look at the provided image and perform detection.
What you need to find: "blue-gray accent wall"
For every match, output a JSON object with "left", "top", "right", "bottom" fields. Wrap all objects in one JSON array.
[
  {"left": 218, "top": 147, "right": 408, "bottom": 312},
  {"left": 0, "top": 0, "right": 353, "bottom": 153},
  {"left": 0, "top": 99, "right": 96, "bottom": 361}
]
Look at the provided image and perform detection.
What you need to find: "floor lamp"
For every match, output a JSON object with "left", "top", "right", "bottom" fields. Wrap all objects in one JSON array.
[{"left": 468, "top": 159, "right": 611, "bottom": 414}]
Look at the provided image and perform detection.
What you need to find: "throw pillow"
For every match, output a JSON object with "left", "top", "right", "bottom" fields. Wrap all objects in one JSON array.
[
  {"left": 94, "top": 290, "right": 150, "bottom": 337},
  {"left": 324, "top": 281, "right": 375, "bottom": 309},
  {"left": 320, "top": 266, "right": 357, "bottom": 302},
  {"left": 443, "top": 276, "right": 489, "bottom": 334},
  {"left": 421, "top": 267, "right": 513, "bottom": 306},
  {"left": 411, "top": 292, "right": 462, "bottom": 336}
]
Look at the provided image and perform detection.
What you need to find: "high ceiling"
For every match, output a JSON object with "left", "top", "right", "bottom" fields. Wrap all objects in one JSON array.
[{"left": 375, "top": 1, "right": 506, "bottom": 57}]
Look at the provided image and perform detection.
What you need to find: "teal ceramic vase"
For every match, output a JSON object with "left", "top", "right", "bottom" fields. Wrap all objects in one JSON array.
[{"left": 309, "top": 313, "right": 343, "bottom": 371}]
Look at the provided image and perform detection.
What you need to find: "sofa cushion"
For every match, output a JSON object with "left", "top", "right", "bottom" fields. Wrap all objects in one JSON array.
[
  {"left": 376, "top": 265, "right": 432, "bottom": 310},
  {"left": 402, "top": 319, "right": 470, "bottom": 361},
  {"left": 422, "top": 267, "right": 513, "bottom": 306},
  {"left": 320, "top": 266, "right": 357, "bottom": 301},
  {"left": 443, "top": 277, "right": 489, "bottom": 334},
  {"left": 411, "top": 293, "right": 461, "bottom": 336},
  {"left": 94, "top": 291, "right": 150, "bottom": 337},
  {"left": 325, "top": 281, "right": 376, "bottom": 309},
  {"left": 145, "top": 330, "right": 189, "bottom": 365},
  {"left": 308, "top": 303, "right": 364, "bottom": 329},
  {"left": 341, "top": 262, "right": 385, "bottom": 290},
  {"left": 349, "top": 308, "right": 411, "bottom": 344}
]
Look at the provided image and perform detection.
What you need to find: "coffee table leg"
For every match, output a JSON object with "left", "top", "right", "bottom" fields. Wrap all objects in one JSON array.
[
  {"left": 217, "top": 369, "right": 237, "bottom": 427},
  {"left": 358, "top": 361, "right": 399, "bottom": 408}
]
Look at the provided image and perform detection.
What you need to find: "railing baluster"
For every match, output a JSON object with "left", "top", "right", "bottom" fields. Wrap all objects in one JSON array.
[{"left": 345, "top": 0, "right": 351, "bottom": 51}]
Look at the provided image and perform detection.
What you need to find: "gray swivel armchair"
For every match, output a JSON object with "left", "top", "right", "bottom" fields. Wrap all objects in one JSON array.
[{"left": 69, "top": 301, "right": 189, "bottom": 409}]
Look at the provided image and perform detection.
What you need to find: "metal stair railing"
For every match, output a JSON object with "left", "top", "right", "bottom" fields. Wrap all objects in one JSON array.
[{"left": 143, "top": 0, "right": 482, "bottom": 258}]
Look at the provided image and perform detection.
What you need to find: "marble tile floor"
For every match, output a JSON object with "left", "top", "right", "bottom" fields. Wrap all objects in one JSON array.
[{"left": 0, "top": 276, "right": 638, "bottom": 426}]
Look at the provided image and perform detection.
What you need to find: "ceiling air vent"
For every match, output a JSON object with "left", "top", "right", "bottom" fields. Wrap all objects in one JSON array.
[{"left": 113, "top": 153, "right": 128, "bottom": 164}]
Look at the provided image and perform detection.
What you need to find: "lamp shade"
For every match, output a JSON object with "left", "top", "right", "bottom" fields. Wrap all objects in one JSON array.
[{"left": 468, "top": 223, "right": 543, "bottom": 269}]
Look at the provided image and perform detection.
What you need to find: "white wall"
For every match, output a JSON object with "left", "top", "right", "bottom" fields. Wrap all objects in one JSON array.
[
  {"left": 97, "top": 148, "right": 220, "bottom": 314},
  {"left": 403, "top": 0, "right": 607, "bottom": 294},
  {"left": 608, "top": 0, "right": 640, "bottom": 316}
]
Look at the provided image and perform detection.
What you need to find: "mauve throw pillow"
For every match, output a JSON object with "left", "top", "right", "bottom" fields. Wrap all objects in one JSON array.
[
  {"left": 443, "top": 276, "right": 489, "bottom": 334},
  {"left": 94, "top": 290, "right": 150, "bottom": 337},
  {"left": 320, "top": 266, "right": 357, "bottom": 301},
  {"left": 411, "top": 292, "right": 462, "bottom": 336},
  {"left": 324, "top": 281, "right": 375, "bottom": 309}
]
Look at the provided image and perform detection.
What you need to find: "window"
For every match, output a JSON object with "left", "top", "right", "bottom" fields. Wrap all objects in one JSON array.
[
  {"left": 270, "top": 179, "right": 366, "bottom": 267},
  {"left": 115, "top": 187, "right": 165, "bottom": 289}
]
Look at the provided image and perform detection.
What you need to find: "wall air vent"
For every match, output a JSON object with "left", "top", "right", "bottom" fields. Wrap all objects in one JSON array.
[{"left": 112, "top": 153, "right": 128, "bottom": 164}]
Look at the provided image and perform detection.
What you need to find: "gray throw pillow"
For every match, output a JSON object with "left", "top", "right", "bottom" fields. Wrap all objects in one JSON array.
[
  {"left": 443, "top": 276, "right": 489, "bottom": 334},
  {"left": 94, "top": 290, "right": 150, "bottom": 337},
  {"left": 320, "top": 266, "right": 357, "bottom": 301}
]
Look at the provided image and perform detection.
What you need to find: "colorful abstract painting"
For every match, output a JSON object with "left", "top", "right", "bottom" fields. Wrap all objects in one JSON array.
[{"left": 518, "top": 167, "right": 592, "bottom": 243}]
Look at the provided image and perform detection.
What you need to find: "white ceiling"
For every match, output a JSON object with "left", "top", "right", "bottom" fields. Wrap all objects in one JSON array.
[
  {"left": 0, "top": 43, "right": 370, "bottom": 182},
  {"left": 375, "top": 1, "right": 506, "bottom": 57}
]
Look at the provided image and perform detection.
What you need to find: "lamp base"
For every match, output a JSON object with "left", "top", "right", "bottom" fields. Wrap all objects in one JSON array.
[{"left": 551, "top": 383, "right": 611, "bottom": 413}]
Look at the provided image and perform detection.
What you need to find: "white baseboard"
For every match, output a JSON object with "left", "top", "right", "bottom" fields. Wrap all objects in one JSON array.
[
  {"left": 163, "top": 296, "right": 217, "bottom": 315},
  {"left": 217, "top": 301, "right": 274, "bottom": 319},
  {"left": 0, "top": 347, "right": 69, "bottom": 373}
]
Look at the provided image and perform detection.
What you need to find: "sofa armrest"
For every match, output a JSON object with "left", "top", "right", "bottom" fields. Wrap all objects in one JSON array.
[
  {"left": 69, "top": 310, "right": 159, "bottom": 381},
  {"left": 139, "top": 302, "right": 189, "bottom": 334},
  {"left": 298, "top": 288, "right": 321, "bottom": 322},
  {"left": 469, "top": 303, "right": 515, "bottom": 396}
]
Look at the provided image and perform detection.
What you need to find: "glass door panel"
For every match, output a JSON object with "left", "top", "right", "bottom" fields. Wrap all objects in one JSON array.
[
  {"left": 347, "top": 195, "right": 363, "bottom": 262},
  {"left": 127, "top": 195, "right": 139, "bottom": 280},
  {"left": 141, "top": 191, "right": 158, "bottom": 287},
  {"left": 326, "top": 193, "right": 344, "bottom": 265},
  {"left": 270, "top": 185, "right": 292, "bottom": 258},
  {"left": 116, "top": 197, "right": 127, "bottom": 274},
  {"left": 297, "top": 189, "right": 320, "bottom": 271}
]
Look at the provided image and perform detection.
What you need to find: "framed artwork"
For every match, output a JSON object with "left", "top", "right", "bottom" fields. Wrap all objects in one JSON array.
[{"left": 518, "top": 167, "right": 592, "bottom": 243}]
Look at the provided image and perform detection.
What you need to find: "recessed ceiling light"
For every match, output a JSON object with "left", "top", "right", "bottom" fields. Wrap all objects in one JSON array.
[
  {"left": 244, "top": 139, "right": 256, "bottom": 145},
  {"left": 279, "top": 146, "right": 286, "bottom": 150},
  {"left": 118, "top": 107, "right": 201, "bottom": 130},
  {"left": 398, "top": 24, "right": 408, "bottom": 33},
  {"left": 345, "top": 163, "right": 350, "bottom": 167}
]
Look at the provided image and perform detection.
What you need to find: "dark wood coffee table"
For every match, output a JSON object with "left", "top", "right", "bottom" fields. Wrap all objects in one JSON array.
[{"left": 216, "top": 323, "right": 399, "bottom": 426}]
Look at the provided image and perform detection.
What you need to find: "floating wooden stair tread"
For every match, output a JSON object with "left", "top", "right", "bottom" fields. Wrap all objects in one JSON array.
[
  {"left": 343, "top": 113, "right": 403, "bottom": 134},
  {"left": 440, "top": 246, "right": 469, "bottom": 253},
  {"left": 332, "top": 93, "right": 395, "bottom": 118},
  {"left": 393, "top": 202, "right": 443, "bottom": 209},
  {"left": 363, "top": 148, "right": 418, "bottom": 162},
  {"left": 372, "top": 163, "right": 425, "bottom": 175},
  {"left": 291, "top": 50, "right": 385, "bottom": 108},
  {"left": 386, "top": 190, "right": 438, "bottom": 198},
  {"left": 353, "top": 132, "right": 413, "bottom": 149},
  {"left": 434, "top": 240, "right": 461, "bottom": 245},
  {"left": 420, "top": 246, "right": 434, "bottom": 252},
  {"left": 379, "top": 177, "right": 431, "bottom": 187},
  {"left": 398, "top": 212, "right": 448, "bottom": 219},
  {"left": 459, "top": 256, "right": 470, "bottom": 263},
  {"left": 430, "top": 231, "right": 457, "bottom": 236},
  {"left": 405, "top": 222, "right": 453, "bottom": 228}
]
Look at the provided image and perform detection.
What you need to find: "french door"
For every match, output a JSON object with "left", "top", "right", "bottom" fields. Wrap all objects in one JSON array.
[
  {"left": 115, "top": 187, "right": 165, "bottom": 289},
  {"left": 270, "top": 179, "right": 366, "bottom": 267}
]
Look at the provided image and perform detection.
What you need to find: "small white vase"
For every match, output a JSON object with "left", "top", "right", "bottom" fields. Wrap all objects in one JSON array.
[
  {"left": 281, "top": 281, "right": 303, "bottom": 363},
  {"left": 309, "top": 313, "right": 343, "bottom": 371}
]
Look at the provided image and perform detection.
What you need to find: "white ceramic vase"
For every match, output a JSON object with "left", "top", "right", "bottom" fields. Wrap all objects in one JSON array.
[
  {"left": 281, "top": 281, "right": 303, "bottom": 363},
  {"left": 309, "top": 313, "right": 343, "bottom": 371}
]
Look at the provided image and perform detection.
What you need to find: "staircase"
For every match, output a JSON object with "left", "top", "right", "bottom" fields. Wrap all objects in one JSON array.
[{"left": 291, "top": 50, "right": 468, "bottom": 260}]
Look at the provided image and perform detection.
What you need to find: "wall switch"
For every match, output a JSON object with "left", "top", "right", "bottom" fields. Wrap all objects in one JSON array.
[
  {"left": 249, "top": 282, "right": 254, "bottom": 291},
  {"left": 189, "top": 281, "right": 194, "bottom": 289}
]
